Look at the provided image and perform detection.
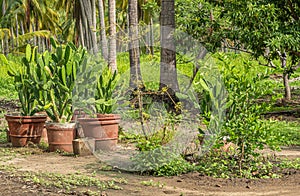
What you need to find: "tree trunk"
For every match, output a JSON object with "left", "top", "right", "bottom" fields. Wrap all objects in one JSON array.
[
  {"left": 159, "top": 0, "right": 179, "bottom": 93},
  {"left": 108, "top": 0, "right": 118, "bottom": 72},
  {"left": 79, "top": 0, "right": 98, "bottom": 54},
  {"left": 10, "top": 27, "right": 14, "bottom": 50},
  {"left": 15, "top": 14, "right": 19, "bottom": 49},
  {"left": 281, "top": 53, "right": 291, "bottom": 100},
  {"left": 78, "top": 16, "right": 85, "bottom": 47},
  {"left": 98, "top": 0, "right": 108, "bottom": 60},
  {"left": 128, "top": 0, "right": 143, "bottom": 89},
  {"left": 20, "top": 20, "right": 25, "bottom": 35}
]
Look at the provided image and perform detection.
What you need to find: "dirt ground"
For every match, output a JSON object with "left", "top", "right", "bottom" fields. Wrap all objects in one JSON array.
[
  {"left": 0, "top": 145, "right": 299, "bottom": 196},
  {"left": 0, "top": 98, "right": 299, "bottom": 196}
]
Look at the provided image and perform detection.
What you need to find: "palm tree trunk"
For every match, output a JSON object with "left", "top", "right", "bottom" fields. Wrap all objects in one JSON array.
[
  {"left": 78, "top": 15, "right": 85, "bottom": 47},
  {"left": 79, "top": 0, "right": 98, "bottom": 54},
  {"left": 10, "top": 27, "right": 14, "bottom": 50},
  {"left": 98, "top": 0, "right": 108, "bottom": 60},
  {"left": 4, "top": 32, "right": 8, "bottom": 55},
  {"left": 15, "top": 14, "right": 19, "bottom": 49},
  {"left": 129, "top": 0, "right": 143, "bottom": 89},
  {"left": 108, "top": 0, "right": 118, "bottom": 72},
  {"left": 159, "top": 0, "right": 179, "bottom": 93},
  {"left": 20, "top": 20, "right": 25, "bottom": 35},
  {"left": 2, "top": 0, "right": 6, "bottom": 15}
]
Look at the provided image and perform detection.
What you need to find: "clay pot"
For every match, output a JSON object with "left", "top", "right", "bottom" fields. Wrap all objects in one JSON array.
[
  {"left": 71, "top": 109, "right": 89, "bottom": 122},
  {"left": 5, "top": 114, "right": 47, "bottom": 147},
  {"left": 78, "top": 114, "right": 120, "bottom": 151},
  {"left": 46, "top": 123, "right": 76, "bottom": 153}
]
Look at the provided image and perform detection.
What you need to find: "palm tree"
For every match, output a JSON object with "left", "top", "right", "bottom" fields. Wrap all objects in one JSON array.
[
  {"left": 78, "top": 0, "right": 98, "bottom": 54},
  {"left": 159, "top": 0, "right": 179, "bottom": 93},
  {"left": 128, "top": 0, "right": 143, "bottom": 89},
  {"left": 98, "top": 0, "right": 108, "bottom": 60},
  {"left": 1, "top": 0, "right": 55, "bottom": 52},
  {"left": 108, "top": 0, "right": 118, "bottom": 72}
]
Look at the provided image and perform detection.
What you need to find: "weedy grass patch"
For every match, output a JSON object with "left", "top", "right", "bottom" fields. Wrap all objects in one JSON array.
[{"left": 267, "top": 120, "right": 300, "bottom": 146}]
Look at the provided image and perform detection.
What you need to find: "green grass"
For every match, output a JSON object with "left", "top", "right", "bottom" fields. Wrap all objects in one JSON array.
[
  {"left": 0, "top": 55, "right": 20, "bottom": 99},
  {"left": 268, "top": 120, "right": 300, "bottom": 146},
  {"left": 0, "top": 130, "right": 7, "bottom": 143},
  {"left": 0, "top": 71, "right": 17, "bottom": 99}
]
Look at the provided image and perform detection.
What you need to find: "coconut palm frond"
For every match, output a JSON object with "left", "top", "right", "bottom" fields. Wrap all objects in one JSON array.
[
  {"left": 17, "top": 30, "right": 50, "bottom": 43},
  {"left": 0, "top": 28, "right": 11, "bottom": 39}
]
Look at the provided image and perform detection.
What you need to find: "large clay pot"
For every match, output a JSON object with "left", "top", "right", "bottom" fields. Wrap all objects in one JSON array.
[
  {"left": 46, "top": 123, "right": 76, "bottom": 153},
  {"left": 5, "top": 114, "right": 47, "bottom": 147},
  {"left": 78, "top": 114, "right": 120, "bottom": 151}
]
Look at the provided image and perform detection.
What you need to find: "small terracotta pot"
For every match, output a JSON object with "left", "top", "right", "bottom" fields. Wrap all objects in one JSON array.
[
  {"left": 46, "top": 123, "right": 76, "bottom": 153},
  {"left": 5, "top": 114, "right": 47, "bottom": 147},
  {"left": 78, "top": 114, "right": 120, "bottom": 151}
]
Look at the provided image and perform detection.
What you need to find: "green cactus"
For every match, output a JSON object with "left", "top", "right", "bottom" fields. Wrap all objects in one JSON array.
[
  {"left": 5, "top": 44, "right": 42, "bottom": 116},
  {"left": 95, "top": 67, "right": 119, "bottom": 114},
  {"left": 34, "top": 39, "right": 87, "bottom": 123}
]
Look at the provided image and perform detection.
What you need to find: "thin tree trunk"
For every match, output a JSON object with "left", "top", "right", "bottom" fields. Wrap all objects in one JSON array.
[
  {"left": 91, "top": 0, "right": 97, "bottom": 29},
  {"left": 20, "top": 20, "right": 25, "bottom": 35},
  {"left": 78, "top": 15, "right": 85, "bottom": 47},
  {"left": 129, "top": 0, "right": 143, "bottom": 89},
  {"left": 281, "top": 52, "right": 291, "bottom": 100},
  {"left": 146, "top": 18, "right": 154, "bottom": 55},
  {"left": 2, "top": 0, "right": 6, "bottom": 16},
  {"left": 10, "top": 27, "right": 14, "bottom": 50},
  {"left": 108, "top": 0, "right": 117, "bottom": 72},
  {"left": 15, "top": 14, "right": 19, "bottom": 49},
  {"left": 4, "top": 32, "right": 8, "bottom": 55},
  {"left": 98, "top": 0, "right": 108, "bottom": 60},
  {"left": 159, "top": 0, "right": 179, "bottom": 93},
  {"left": 32, "top": 22, "right": 36, "bottom": 46},
  {"left": 78, "top": 2, "right": 90, "bottom": 49}
]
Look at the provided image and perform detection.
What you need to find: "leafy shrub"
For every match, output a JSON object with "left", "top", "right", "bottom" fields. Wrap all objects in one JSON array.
[
  {"left": 130, "top": 147, "right": 194, "bottom": 176},
  {"left": 196, "top": 150, "right": 279, "bottom": 179}
]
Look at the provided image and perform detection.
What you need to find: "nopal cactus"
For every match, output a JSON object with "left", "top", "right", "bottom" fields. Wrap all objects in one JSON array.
[{"left": 34, "top": 38, "right": 87, "bottom": 123}]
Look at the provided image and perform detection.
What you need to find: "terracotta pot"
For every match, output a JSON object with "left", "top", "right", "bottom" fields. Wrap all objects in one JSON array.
[
  {"left": 5, "top": 114, "right": 47, "bottom": 147},
  {"left": 78, "top": 114, "right": 120, "bottom": 151},
  {"left": 71, "top": 109, "right": 89, "bottom": 122},
  {"left": 46, "top": 123, "right": 76, "bottom": 153},
  {"left": 40, "top": 125, "right": 48, "bottom": 143}
]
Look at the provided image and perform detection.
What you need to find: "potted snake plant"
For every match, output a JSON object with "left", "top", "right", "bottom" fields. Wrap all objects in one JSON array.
[
  {"left": 3, "top": 45, "right": 47, "bottom": 147},
  {"left": 34, "top": 39, "right": 87, "bottom": 152},
  {"left": 78, "top": 67, "right": 120, "bottom": 151}
]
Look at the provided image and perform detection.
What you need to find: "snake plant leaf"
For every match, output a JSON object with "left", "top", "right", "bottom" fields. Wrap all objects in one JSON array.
[
  {"left": 61, "top": 65, "right": 67, "bottom": 86},
  {"left": 72, "top": 62, "right": 77, "bottom": 80},
  {"left": 25, "top": 44, "right": 31, "bottom": 61},
  {"left": 64, "top": 45, "right": 71, "bottom": 63},
  {"left": 56, "top": 46, "right": 63, "bottom": 61},
  {"left": 50, "top": 37, "right": 57, "bottom": 48},
  {"left": 0, "top": 54, "right": 8, "bottom": 65},
  {"left": 66, "top": 62, "right": 72, "bottom": 76},
  {"left": 52, "top": 53, "right": 58, "bottom": 63},
  {"left": 31, "top": 46, "right": 38, "bottom": 62}
]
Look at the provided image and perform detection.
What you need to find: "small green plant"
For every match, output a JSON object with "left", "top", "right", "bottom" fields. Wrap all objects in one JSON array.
[
  {"left": 196, "top": 150, "right": 281, "bottom": 179},
  {"left": 130, "top": 147, "right": 194, "bottom": 176},
  {"left": 216, "top": 53, "right": 279, "bottom": 172},
  {"left": 95, "top": 67, "right": 119, "bottom": 114},
  {"left": 267, "top": 120, "right": 300, "bottom": 146},
  {"left": 277, "top": 158, "right": 300, "bottom": 170},
  {"left": 140, "top": 179, "right": 165, "bottom": 188},
  {"left": 23, "top": 171, "right": 123, "bottom": 192},
  {"left": 3, "top": 45, "right": 42, "bottom": 116}
]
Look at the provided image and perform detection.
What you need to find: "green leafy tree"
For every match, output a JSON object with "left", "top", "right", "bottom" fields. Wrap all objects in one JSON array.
[{"left": 177, "top": 0, "right": 300, "bottom": 100}]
